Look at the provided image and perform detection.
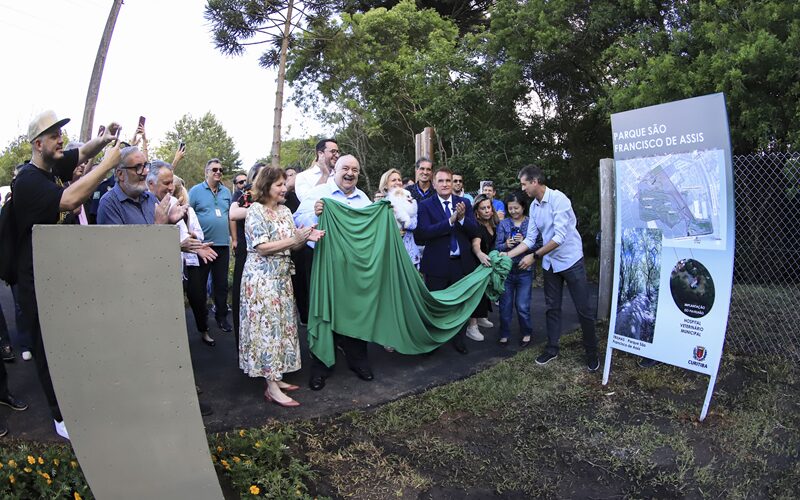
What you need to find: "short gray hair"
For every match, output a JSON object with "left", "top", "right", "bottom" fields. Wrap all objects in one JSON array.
[
  {"left": 116, "top": 146, "right": 142, "bottom": 171},
  {"left": 146, "top": 160, "right": 173, "bottom": 186}
]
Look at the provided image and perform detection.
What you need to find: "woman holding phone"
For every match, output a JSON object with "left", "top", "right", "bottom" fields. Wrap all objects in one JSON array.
[{"left": 495, "top": 191, "right": 540, "bottom": 347}]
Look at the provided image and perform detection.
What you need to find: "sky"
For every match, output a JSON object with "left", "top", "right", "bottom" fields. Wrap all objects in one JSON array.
[{"left": 0, "top": 0, "right": 327, "bottom": 166}]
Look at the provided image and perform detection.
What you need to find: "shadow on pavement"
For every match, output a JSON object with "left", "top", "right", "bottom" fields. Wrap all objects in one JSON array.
[{"left": 0, "top": 284, "right": 597, "bottom": 442}]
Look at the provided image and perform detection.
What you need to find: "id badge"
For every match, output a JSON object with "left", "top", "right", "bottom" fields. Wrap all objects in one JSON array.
[{"left": 215, "top": 208, "right": 222, "bottom": 217}]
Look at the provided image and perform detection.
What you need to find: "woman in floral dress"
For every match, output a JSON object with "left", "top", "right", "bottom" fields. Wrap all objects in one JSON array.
[{"left": 239, "top": 167, "right": 323, "bottom": 407}]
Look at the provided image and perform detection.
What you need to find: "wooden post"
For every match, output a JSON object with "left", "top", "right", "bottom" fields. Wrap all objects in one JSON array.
[
  {"left": 415, "top": 127, "right": 434, "bottom": 161},
  {"left": 598, "top": 158, "right": 616, "bottom": 320}
]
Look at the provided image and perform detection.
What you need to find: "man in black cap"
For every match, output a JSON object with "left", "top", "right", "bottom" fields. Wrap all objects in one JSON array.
[{"left": 13, "top": 110, "right": 122, "bottom": 439}]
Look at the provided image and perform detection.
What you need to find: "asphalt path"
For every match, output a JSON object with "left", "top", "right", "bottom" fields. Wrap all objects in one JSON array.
[{"left": 0, "top": 283, "right": 597, "bottom": 443}]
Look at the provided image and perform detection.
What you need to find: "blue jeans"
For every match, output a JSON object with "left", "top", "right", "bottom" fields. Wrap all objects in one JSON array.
[
  {"left": 499, "top": 270, "right": 533, "bottom": 339},
  {"left": 542, "top": 258, "right": 597, "bottom": 357}
]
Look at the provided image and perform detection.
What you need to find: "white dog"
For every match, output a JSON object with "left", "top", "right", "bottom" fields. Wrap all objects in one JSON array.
[{"left": 385, "top": 187, "right": 417, "bottom": 230}]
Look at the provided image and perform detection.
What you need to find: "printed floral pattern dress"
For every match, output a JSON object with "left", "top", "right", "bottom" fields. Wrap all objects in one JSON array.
[{"left": 239, "top": 202, "right": 300, "bottom": 380}]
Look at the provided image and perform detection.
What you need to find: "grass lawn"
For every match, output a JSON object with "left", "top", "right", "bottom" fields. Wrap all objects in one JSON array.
[{"left": 2, "top": 323, "right": 798, "bottom": 498}]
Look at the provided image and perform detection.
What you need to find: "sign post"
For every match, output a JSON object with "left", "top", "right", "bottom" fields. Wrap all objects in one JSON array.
[{"left": 603, "top": 93, "right": 735, "bottom": 421}]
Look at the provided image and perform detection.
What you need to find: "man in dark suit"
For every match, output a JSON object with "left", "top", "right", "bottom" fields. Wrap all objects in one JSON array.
[{"left": 415, "top": 167, "right": 479, "bottom": 354}]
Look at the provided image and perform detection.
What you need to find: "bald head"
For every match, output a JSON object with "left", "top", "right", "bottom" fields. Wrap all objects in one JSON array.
[{"left": 334, "top": 155, "right": 360, "bottom": 194}]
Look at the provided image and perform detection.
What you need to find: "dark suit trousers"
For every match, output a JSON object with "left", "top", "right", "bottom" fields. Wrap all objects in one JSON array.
[
  {"left": 306, "top": 245, "right": 369, "bottom": 378},
  {"left": 425, "top": 258, "right": 468, "bottom": 342}
]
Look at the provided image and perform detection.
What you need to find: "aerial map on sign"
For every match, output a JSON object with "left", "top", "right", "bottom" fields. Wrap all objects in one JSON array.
[{"left": 617, "top": 149, "right": 725, "bottom": 248}]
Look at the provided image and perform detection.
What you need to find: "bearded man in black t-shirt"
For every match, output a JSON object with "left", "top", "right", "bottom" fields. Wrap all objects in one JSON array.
[{"left": 11, "top": 110, "right": 121, "bottom": 440}]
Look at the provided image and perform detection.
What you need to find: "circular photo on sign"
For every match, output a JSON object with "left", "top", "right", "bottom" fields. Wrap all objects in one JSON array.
[{"left": 670, "top": 258, "right": 715, "bottom": 318}]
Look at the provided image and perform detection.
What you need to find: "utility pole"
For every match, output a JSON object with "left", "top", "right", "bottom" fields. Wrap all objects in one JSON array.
[
  {"left": 80, "top": 0, "right": 124, "bottom": 142},
  {"left": 270, "top": 0, "right": 294, "bottom": 168}
]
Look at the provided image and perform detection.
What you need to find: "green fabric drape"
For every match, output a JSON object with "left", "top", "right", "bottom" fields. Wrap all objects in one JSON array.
[{"left": 308, "top": 199, "right": 512, "bottom": 367}]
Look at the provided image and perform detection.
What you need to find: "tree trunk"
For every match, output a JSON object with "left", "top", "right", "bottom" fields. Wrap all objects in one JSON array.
[
  {"left": 80, "top": 0, "right": 124, "bottom": 142},
  {"left": 271, "top": 0, "right": 294, "bottom": 168}
]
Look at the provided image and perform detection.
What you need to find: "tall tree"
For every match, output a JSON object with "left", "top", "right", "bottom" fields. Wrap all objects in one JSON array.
[
  {"left": 343, "top": 0, "right": 493, "bottom": 33},
  {"left": 599, "top": 0, "right": 800, "bottom": 152},
  {"left": 205, "top": 0, "right": 336, "bottom": 168},
  {"left": 287, "top": 0, "right": 529, "bottom": 191},
  {"left": 155, "top": 112, "right": 242, "bottom": 188},
  {"left": 80, "top": 0, "right": 124, "bottom": 142}
]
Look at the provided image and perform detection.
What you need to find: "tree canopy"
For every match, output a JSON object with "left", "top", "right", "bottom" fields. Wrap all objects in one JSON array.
[
  {"left": 281, "top": 0, "right": 799, "bottom": 241},
  {"left": 0, "top": 135, "right": 32, "bottom": 186},
  {"left": 154, "top": 112, "right": 242, "bottom": 188}
]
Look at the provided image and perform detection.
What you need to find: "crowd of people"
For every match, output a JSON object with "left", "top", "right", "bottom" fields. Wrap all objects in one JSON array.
[{"left": 0, "top": 110, "right": 599, "bottom": 438}]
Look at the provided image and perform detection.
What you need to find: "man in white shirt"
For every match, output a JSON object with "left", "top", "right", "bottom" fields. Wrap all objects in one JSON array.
[
  {"left": 294, "top": 139, "right": 340, "bottom": 202},
  {"left": 294, "top": 155, "right": 374, "bottom": 390},
  {"left": 504, "top": 165, "right": 599, "bottom": 372}
]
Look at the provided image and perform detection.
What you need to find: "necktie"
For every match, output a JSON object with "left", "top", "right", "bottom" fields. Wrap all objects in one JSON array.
[{"left": 443, "top": 200, "right": 459, "bottom": 255}]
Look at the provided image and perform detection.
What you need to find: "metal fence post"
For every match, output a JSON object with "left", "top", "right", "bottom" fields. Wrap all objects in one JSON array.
[{"left": 598, "top": 158, "right": 616, "bottom": 321}]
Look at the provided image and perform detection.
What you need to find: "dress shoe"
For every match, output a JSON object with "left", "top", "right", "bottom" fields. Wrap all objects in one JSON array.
[
  {"left": 465, "top": 324, "right": 484, "bottom": 341},
  {"left": 453, "top": 338, "right": 468, "bottom": 354},
  {"left": 264, "top": 391, "right": 300, "bottom": 407},
  {"left": 201, "top": 332, "right": 216, "bottom": 347},
  {"left": 0, "top": 394, "right": 28, "bottom": 411},
  {"left": 477, "top": 318, "right": 493, "bottom": 328},
  {"left": 519, "top": 336, "right": 531, "bottom": 348},
  {"left": 216, "top": 318, "right": 232, "bottom": 333},
  {"left": 0, "top": 422, "right": 7, "bottom": 438},
  {"left": 1, "top": 344, "right": 14, "bottom": 362},
  {"left": 309, "top": 375, "right": 326, "bottom": 391},
  {"left": 350, "top": 366, "right": 374, "bottom": 381}
]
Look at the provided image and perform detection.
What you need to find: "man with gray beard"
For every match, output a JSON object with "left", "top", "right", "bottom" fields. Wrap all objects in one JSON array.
[{"left": 97, "top": 147, "right": 186, "bottom": 225}]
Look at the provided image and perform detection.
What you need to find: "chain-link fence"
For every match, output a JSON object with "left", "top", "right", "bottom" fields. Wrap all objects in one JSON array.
[{"left": 727, "top": 152, "right": 800, "bottom": 362}]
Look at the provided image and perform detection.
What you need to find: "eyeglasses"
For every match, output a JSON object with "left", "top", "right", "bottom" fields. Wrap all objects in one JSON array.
[
  {"left": 326, "top": 149, "right": 341, "bottom": 155},
  {"left": 122, "top": 162, "right": 150, "bottom": 175},
  {"left": 210, "top": 167, "right": 224, "bottom": 174},
  {"left": 453, "top": 179, "right": 463, "bottom": 183}
]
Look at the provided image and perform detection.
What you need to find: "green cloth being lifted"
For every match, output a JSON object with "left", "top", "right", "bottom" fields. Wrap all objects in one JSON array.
[{"left": 308, "top": 199, "right": 512, "bottom": 367}]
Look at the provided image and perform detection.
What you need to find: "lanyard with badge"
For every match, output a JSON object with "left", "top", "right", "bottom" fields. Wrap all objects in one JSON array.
[{"left": 211, "top": 184, "right": 223, "bottom": 218}]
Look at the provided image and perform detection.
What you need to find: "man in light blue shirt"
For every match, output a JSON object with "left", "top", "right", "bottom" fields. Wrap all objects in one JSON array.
[
  {"left": 188, "top": 159, "right": 234, "bottom": 338},
  {"left": 294, "top": 155, "right": 374, "bottom": 391},
  {"left": 504, "top": 165, "right": 599, "bottom": 372}
]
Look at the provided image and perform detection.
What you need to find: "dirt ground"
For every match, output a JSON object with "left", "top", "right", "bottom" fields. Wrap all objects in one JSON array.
[{"left": 269, "top": 327, "right": 800, "bottom": 499}]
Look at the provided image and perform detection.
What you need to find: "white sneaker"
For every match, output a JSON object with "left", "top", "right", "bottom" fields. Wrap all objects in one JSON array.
[
  {"left": 21, "top": 351, "right": 32, "bottom": 361},
  {"left": 54, "top": 420, "right": 70, "bottom": 440},
  {"left": 465, "top": 325, "right": 484, "bottom": 341},
  {"left": 476, "top": 318, "right": 493, "bottom": 328}
]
